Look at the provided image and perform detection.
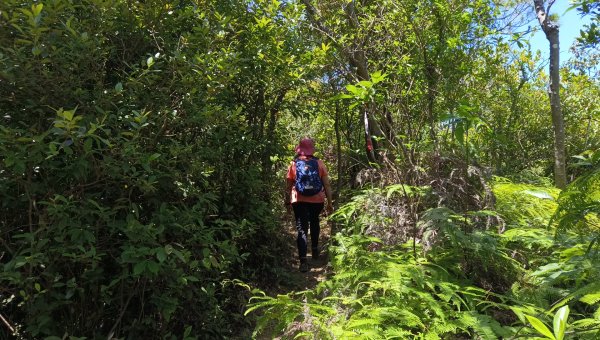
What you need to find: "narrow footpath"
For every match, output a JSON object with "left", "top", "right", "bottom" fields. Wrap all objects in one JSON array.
[
  {"left": 272, "top": 212, "right": 333, "bottom": 292},
  {"left": 251, "top": 213, "right": 334, "bottom": 339}
]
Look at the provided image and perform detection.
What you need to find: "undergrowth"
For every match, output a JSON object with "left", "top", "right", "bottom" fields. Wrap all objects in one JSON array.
[
  {"left": 248, "top": 235, "right": 514, "bottom": 339},
  {"left": 247, "top": 173, "right": 600, "bottom": 339},
  {"left": 492, "top": 176, "right": 560, "bottom": 229}
]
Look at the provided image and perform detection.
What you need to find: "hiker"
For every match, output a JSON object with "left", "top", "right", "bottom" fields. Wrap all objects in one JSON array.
[{"left": 285, "top": 138, "right": 333, "bottom": 272}]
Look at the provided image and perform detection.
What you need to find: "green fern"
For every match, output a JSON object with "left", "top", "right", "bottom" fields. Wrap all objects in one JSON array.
[
  {"left": 248, "top": 181, "right": 597, "bottom": 339},
  {"left": 247, "top": 228, "right": 518, "bottom": 339},
  {"left": 419, "top": 206, "right": 523, "bottom": 292},
  {"left": 492, "top": 177, "right": 560, "bottom": 229},
  {"left": 500, "top": 228, "right": 554, "bottom": 250},
  {"left": 552, "top": 159, "right": 600, "bottom": 235}
]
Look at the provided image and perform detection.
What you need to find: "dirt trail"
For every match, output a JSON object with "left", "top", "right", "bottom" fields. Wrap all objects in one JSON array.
[
  {"left": 250, "top": 213, "right": 335, "bottom": 340},
  {"left": 273, "top": 212, "right": 333, "bottom": 292}
]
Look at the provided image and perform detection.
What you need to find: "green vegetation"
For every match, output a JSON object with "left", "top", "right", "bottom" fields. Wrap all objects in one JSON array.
[
  {"left": 1, "top": 0, "right": 599, "bottom": 339},
  {"left": 249, "top": 177, "right": 600, "bottom": 339}
]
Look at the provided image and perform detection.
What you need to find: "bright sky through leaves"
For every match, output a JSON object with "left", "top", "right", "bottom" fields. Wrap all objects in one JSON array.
[{"left": 529, "top": 0, "right": 592, "bottom": 63}]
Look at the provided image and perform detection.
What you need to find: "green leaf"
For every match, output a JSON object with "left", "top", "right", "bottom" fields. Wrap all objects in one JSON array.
[
  {"left": 184, "top": 326, "right": 192, "bottom": 338},
  {"left": 209, "top": 256, "right": 219, "bottom": 268},
  {"left": 346, "top": 84, "right": 360, "bottom": 95},
  {"left": 523, "top": 190, "right": 554, "bottom": 200},
  {"left": 14, "top": 257, "right": 27, "bottom": 268},
  {"left": 115, "top": 82, "right": 123, "bottom": 92},
  {"left": 330, "top": 93, "right": 353, "bottom": 100},
  {"left": 357, "top": 80, "right": 373, "bottom": 88},
  {"left": 525, "top": 314, "right": 555, "bottom": 340},
  {"left": 147, "top": 56, "right": 154, "bottom": 67},
  {"left": 146, "top": 261, "right": 159, "bottom": 274},
  {"left": 156, "top": 247, "right": 167, "bottom": 263},
  {"left": 31, "top": 45, "right": 42, "bottom": 56},
  {"left": 185, "top": 276, "right": 200, "bottom": 282},
  {"left": 172, "top": 249, "right": 186, "bottom": 263},
  {"left": 149, "top": 153, "right": 161, "bottom": 161},
  {"left": 31, "top": 3, "right": 43, "bottom": 17},
  {"left": 553, "top": 305, "right": 569, "bottom": 340},
  {"left": 580, "top": 293, "right": 600, "bottom": 304},
  {"left": 133, "top": 261, "right": 146, "bottom": 276},
  {"left": 370, "top": 70, "right": 387, "bottom": 83},
  {"left": 455, "top": 123, "right": 465, "bottom": 145},
  {"left": 63, "top": 109, "right": 75, "bottom": 121},
  {"left": 83, "top": 138, "right": 93, "bottom": 152}
]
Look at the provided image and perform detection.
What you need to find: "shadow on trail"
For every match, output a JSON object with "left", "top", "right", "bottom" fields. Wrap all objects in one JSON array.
[
  {"left": 283, "top": 251, "right": 331, "bottom": 291},
  {"left": 248, "top": 216, "right": 334, "bottom": 339},
  {"left": 271, "top": 214, "right": 334, "bottom": 293}
]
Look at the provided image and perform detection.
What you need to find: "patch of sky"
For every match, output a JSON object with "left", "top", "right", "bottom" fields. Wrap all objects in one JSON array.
[{"left": 528, "top": 0, "right": 592, "bottom": 63}]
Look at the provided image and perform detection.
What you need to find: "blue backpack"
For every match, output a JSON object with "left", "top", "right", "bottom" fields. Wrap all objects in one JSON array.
[{"left": 295, "top": 157, "right": 323, "bottom": 196}]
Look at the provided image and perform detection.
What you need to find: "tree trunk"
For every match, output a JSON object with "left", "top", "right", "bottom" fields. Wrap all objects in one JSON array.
[
  {"left": 300, "top": 0, "right": 384, "bottom": 163},
  {"left": 547, "top": 30, "right": 567, "bottom": 188},
  {"left": 261, "top": 90, "right": 287, "bottom": 173},
  {"left": 533, "top": 0, "right": 567, "bottom": 189}
]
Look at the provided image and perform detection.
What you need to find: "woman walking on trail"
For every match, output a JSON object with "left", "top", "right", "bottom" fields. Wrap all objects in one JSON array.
[{"left": 285, "top": 138, "right": 333, "bottom": 272}]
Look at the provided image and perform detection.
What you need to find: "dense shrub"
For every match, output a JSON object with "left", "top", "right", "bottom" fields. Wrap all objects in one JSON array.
[{"left": 0, "top": 0, "right": 306, "bottom": 337}]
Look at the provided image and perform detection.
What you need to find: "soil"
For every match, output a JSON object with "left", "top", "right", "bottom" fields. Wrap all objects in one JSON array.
[
  {"left": 271, "top": 211, "right": 333, "bottom": 293},
  {"left": 249, "top": 212, "right": 334, "bottom": 339}
]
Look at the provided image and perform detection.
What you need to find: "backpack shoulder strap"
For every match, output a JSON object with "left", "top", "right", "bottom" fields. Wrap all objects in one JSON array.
[{"left": 308, "top": 156, "right": 319, "bottom": 169}]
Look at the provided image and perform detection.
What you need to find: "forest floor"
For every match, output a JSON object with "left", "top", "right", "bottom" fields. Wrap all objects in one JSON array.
[
  {"left": 273, "top": 211, "right": 333, "bottom": 292},
  {"left": 251, "top": 213, "right": 334, "bottom": 339}
]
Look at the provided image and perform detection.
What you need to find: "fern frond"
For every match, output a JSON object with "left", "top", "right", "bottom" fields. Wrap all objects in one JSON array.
[
  {"left": 552, "top": 164, "right": 600, "bottom": 234},
  {"left": 383, "top": 327, "right": 413, "bottom": 339},
  {"left": 492, "top": 179, "right": 559, "bottom": 228},
  {"left": 580, "top": 292, "right": 600, "bottom": 305},
  {"left": 553, "top": 282, "right": 600, "bottom": 310}
]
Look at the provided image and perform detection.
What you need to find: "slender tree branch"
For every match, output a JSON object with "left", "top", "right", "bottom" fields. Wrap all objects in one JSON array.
[
  {"left": 546, "top": 0, "right": 556, "bottom": 14},
  {"left": 107, "top": 280, "right": 138, "bottom": 339},
  {"left": 300, "top": 0, "right": 369, "bottom": 80},
  {"left": 0, "top": 313, "right": 15, "bottom": 334},
  {"left": 300, "top": 0, "right": 340, "bottom": 44}
]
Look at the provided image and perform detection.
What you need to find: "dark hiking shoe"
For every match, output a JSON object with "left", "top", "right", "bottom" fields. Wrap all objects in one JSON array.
[
  {"left": 299, "top": 260, "right": 309, "bottom": 273},
  {"left": 312, "top": 247, "right": 319, "bottom": 260}
]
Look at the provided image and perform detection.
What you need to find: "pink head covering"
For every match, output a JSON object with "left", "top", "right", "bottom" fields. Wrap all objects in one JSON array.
[{"left": 295, "top": 138, "right": 315, "bottom": 156}]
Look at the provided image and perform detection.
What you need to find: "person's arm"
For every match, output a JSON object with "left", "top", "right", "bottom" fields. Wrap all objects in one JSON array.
[
  {"left": 285, "top": 179, "right": 294, "bottom": 206},
  {"left": 322, "top": 175, "right": 333, "bottom": 213},
  {"left": 285, "top": 161, "right": 295, "bottom": 207}
]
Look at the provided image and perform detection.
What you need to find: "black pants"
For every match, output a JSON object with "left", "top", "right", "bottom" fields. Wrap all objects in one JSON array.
[{"left": 292, "top": 202, "right": 324, "bottom": 260}]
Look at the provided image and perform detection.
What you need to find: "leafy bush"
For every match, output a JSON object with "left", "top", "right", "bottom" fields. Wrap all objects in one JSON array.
[
  {"left": 419, "top": 207, "right": 522, "bottom": 292},
  {"left": 506, "top": 159, "right": 600, "bottom": 339},
  {"left": 0, "top": 0, "right": 304, "bottom": 337},
  {"left": 247, "top": 175, "right": 600, "bottom": 339},
  {"left": 329, "top": 184, "right": 430, "bottom": 246},
  {"left": 247, "top": 185, "right": 525, "bottom": 339}
]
